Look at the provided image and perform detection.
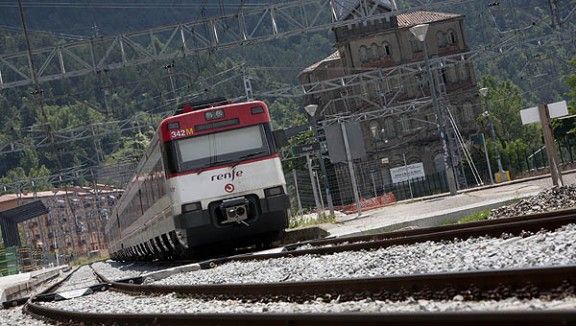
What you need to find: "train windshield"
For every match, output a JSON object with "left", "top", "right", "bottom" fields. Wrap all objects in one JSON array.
[{"left": 173, "top": 125, "right": 271, "bottom": 172}]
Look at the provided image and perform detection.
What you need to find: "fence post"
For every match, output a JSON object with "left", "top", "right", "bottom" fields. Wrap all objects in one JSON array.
[
  {"left": 292, "top": 170, "right": 303, "bottom": 215},
  {"left": 306, "top": 154, "right": 321, "bottom": 214},
  {"left": 341, "top": 123, "right": 362, "bottom": 217}
]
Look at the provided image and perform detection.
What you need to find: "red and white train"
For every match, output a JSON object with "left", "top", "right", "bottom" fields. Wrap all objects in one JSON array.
[{"left": 106, "top": 100, "right": 289, "bottom": 260}]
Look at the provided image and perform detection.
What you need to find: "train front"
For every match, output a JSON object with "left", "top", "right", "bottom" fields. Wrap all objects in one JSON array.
[{"left": 159, "top": 100, "right": 289, "bottom": 252}]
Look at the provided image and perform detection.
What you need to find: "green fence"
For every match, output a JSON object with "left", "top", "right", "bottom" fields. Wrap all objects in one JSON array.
[{"left": 0, "top": 247, "right": 19, "bottom": 277}]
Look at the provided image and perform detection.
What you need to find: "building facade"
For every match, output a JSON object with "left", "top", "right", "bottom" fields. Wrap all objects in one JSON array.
[
  {"left": 299, "top": 1, "right": 481, "bottom": 202},
  {"left": 0, "top": 186, "right": 121, "bottom": 262}
]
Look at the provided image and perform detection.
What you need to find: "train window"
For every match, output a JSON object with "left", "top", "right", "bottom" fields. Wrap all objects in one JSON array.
[{"left": 173, "top": 125, "right": 271, "bottom": 173}]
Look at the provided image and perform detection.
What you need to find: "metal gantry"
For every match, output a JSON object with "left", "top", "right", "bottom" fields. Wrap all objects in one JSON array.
[
  {"left": 0, "top": 0, "right": 487, "bottom": 90},
  {"left": 0, "top": 0, "right": 382, "bottom": 89}
]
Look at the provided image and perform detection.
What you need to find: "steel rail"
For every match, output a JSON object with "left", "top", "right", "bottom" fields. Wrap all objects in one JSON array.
[
  {"left": 1, "top": 266, "right": 77, "bottom": 308},
  {"left": 28, "top": 266, "right": 576, "bottom": 326},
  {"left": 292, "top": 207, "right": 576, "bottom": 249},
  {"left": 21, "top": 308, "right": 576, "bottom": 326},
  {"left": 199, "top": 208, "right": 576, "bottom": 267},
  {"left": 98, "top": 265, "right": 576, "bottom": 301}
]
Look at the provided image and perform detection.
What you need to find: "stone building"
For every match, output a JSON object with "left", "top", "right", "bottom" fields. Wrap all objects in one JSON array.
[
  {"left": 0, "top": 186, "right": 121, "bottom": 262},
  {"left": 299, "top": 0, "right": 481, "bottom": 201}
]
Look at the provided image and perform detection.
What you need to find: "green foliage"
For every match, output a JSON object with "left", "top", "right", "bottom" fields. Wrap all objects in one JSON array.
[
  {"left": 479, "top": 76, "right": 540, "bottom": 144},
  {"left": 554, "top": 57, "right": 576, "bottom": 141},
  {"left": 105, "top": 133, "right": 151, "bottom": 165},
  {"left": 268, "top": 98, "right": 307, "bottom": 130},
  {"left": 289, "top": 212, "right": 337, "bottom": 229},
  {"left": 0, "top": 3, "right": 574, "bottom": 183},
  {"left": 456, "top": 209, "right": 491, "bottom": 224}
]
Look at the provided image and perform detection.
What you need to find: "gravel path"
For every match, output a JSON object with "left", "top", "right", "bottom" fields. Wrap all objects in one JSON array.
[
  {"left": 42, "top": 291, "right": 576, "bottom": 314},
  {"left": 155, "top": 224, "right": 576, "bottom": 285},
  {"left": 92, "top": 261, "right": 166, "bottom": 281}
]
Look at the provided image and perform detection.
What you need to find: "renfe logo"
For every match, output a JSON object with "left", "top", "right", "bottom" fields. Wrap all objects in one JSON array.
[{"left": 211, "top": 168, "right": 243, "bottom": 182}]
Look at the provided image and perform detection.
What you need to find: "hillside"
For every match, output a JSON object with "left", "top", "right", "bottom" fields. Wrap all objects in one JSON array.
[{"left": 0, "top": 0, "right": 574, "bottom": 187}]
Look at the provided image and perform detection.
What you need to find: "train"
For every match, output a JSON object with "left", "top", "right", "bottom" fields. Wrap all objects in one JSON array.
[{"left": 105, "top": 99, "right": 290, "bottom": 260}]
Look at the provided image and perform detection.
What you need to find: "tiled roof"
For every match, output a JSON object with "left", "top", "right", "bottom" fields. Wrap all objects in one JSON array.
[
  {"left": 301, "top": 51, "right": 341, "bottom": 74},
  {"left": 0, "top": 188, "right": 121, "bottom": 204},
  {"left": 396, "top": 11, "right": 462, "bottom": 28}
]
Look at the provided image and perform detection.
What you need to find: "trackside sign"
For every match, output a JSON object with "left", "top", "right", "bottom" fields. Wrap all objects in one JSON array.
[{"left": 390, "top": 163, "right": 425, "bottom": 184}]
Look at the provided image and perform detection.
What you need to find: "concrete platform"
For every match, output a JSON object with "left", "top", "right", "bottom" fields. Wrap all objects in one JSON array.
[
  {"left": 0, "top": 266, "right": 68, "bottom": 305},
  {"left": 323, "top": 171, "right": 576, "bottom": 238}
]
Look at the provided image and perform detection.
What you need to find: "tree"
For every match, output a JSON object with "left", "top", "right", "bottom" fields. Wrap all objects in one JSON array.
[
  {"left": 479, "top": 76, "right": 541, "bottom": 145},
  {"left": 555, "top": 57, "right": 576, "bottom": 141}
]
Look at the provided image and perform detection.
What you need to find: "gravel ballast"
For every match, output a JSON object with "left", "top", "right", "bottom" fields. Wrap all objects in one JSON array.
[
  {"left": 57, "top": 265, "right": 100, "bottom": 292},
  {"left": 92, "top": 261, "right": 166, "bottom": 281},
  {"left": 0, "top": 307, "right": 48, "bottom": 325},
  {"left": 154, "top": 224, "right": 576, "bottom": 285},
  {"left": 42, "top": 291, "right": 576, "bottom": 314},
  {"left": 490, "top": 185, "right": 576, "bottom": 219}
]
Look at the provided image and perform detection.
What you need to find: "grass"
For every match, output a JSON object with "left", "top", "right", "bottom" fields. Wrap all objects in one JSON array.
[
  {"left": 289, "top": 212, "right": 337, "bottom": 229},
  {"left": 456, "top": 209, "right": 492, "bottom": 224},
  {"left": 70, "top": 255, "right": 108, "bottom": 267}
]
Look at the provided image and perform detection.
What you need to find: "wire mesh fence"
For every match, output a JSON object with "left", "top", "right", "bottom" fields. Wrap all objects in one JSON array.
[
  {"left": 285, "top": 156, "right": 451, "bottom": 217},
  {"left": 285, "top": 139, "right": 576, "bottom": 218}
]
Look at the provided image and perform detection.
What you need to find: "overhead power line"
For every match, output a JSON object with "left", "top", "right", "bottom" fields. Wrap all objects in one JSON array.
[{"left": 0, "top": 0, "right": 476, "bottom": 90}]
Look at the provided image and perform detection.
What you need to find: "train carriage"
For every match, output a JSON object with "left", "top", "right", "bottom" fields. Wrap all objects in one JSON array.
[{"left": 106, "top": 100, "right": 289, "bottom": 260}]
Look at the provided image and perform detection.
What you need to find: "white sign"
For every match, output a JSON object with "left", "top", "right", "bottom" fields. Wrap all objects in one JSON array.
[
  {"left": 521, "top": 101, "right": 569, "bottom": 125},
  {"left": 390, "top": 162, "right": 425, "bottom": 184},
  {"left": 549, "top": 100, "right": 569, "bottom": 118},
  {"left": 520, "top": 107, "right": 540, "bottom": 125}
]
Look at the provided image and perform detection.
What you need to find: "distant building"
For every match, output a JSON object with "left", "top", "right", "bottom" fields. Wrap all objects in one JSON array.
[
  {"left": 299, "top": 0, "right": 481, "bottom": 201},
  {"left": 0, "top": 186, "right": 121, "bottom": 261}
]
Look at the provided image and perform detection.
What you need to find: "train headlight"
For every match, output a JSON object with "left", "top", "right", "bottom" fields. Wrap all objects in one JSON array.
[
  {"left": 264, "top": 186, "right": 284, "bottom": 197},
  {"left": 182, "top": 202, "right": 202, "bottom": 213},
  {"left": 205, "top": 109, "right": 224, "bottom": 121}
]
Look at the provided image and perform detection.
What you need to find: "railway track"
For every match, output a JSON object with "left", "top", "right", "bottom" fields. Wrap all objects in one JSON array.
[
  {"left": 21, "top": 208, "right": 576, "bottom": 325},
  {"left": 24, "top": 265, "right": 576, "bottom": 325},
  {"left": 200, "top": 207, "right": 576, "bottom": 268}
]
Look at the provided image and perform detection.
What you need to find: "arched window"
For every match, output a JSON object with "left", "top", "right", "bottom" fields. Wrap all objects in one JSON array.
[
  {"left": 370, "top": 43, "right": 380, "bottom": 59},
  {"left": 382, "top": 42, "right": 392, "bottom": 56},
  {"left": 448, "top": 29, "right": 457, "bottom": 45},
  {"left": 462, "top": 102, "right": 474, "bottom": 122},
  {"left": 359, "top": 45, "right": 368, "bottom": 63},
  {"left": 369, "top": 121, "right": 380, "bottom": 140},
  {"left": 434, "top": 153, "right": 444, "bottom": 173},
  {"left": 447, "top": 66, "right": 458, "bottom": 83},
  {"left": 384, "top": 118, "right": 397, "bottom": 138},
  {"left": 410, "top": 36, "right": 423, "bottom": 53},
  {"left": 458, "top": 62, "right": 469, "bottom": 81},
  {"left": 366, "top": 48, "right": 374, "bottom": 61}
]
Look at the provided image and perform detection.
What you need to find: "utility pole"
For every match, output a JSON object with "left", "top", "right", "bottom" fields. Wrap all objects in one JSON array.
[
  {"left": 17, "top": 0, "right": 47, "bottom": 124},
  {"left": 306, "top": 153, "right": 322, "bottom": 216},
  {"left": 538, "top": 104, "right": 564, "bottom": 186},
  {"left": 242, "top": 65, "right": 254, "bottom": 101},
  {"left": 163, "top": 61, "right": 177, "bottom": 100},
  {"left": 548, "top": 0, "right": 562, "bottom": 29},
  {"left": 341, "top": 122, "right": 362, "bottom": 217},
  {"left": 480, "top": 88, "right": 506, "bottom": 182},
  {"left": 410, "top": 24, "right": 457, "bottom": 196},
  {"left": 18, "top": 0, "right": 62, "bottom": 170},
  {"left": 305, "top": 105, "right": 335, "bottom": 216},
  {"left": 481, "top": 133, "right": 495, "bottom": 184}
]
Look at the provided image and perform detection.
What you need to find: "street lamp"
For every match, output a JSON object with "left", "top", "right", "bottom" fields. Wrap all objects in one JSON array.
[
  {"left": 409, "top": 24, "right": 457, "bottom": 196},
  {"left": 479, "top": 88, "right": 506, "bottom": 180},
  {"left": 304, "top": 104, "right": 335, "bottom": 216}
]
